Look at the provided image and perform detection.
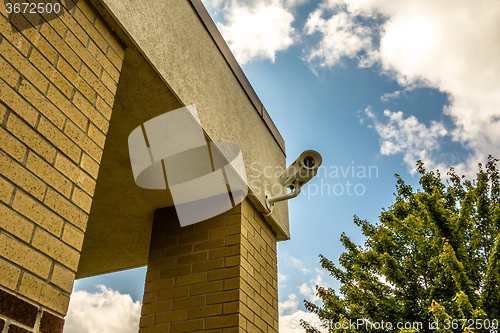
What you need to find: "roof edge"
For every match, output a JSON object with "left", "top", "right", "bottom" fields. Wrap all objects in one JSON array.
[{"left": 189, "top": 0, "right": 286, "bottom": 155}]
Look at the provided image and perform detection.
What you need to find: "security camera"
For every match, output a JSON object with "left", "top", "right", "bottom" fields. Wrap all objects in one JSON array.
[
  {"left": 265, "top": 150, "right": 322, "bottom": 212},
  {"left": 278, "top": 150, "right": 322, "bottom": 188}
]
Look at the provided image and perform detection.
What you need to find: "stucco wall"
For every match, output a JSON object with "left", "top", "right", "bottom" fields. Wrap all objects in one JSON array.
[{"left": 92, "top": 0, "right": 290, "bottom": 238}]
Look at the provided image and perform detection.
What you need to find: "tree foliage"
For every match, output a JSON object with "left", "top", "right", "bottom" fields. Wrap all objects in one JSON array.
[{"left": 303, "top": 156, "right": 500, "bottom": 333}]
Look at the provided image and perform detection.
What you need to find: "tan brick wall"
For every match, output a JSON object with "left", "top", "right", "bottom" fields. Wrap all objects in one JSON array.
[
  {"left": 239, "top": 200, "right": 279, "bottom": 333},
  {"left": 141, "top": 199, "right": 279, "bottom": 333},
  {"left": 0, "top": 0, "right": 124, "bottom": 330}
]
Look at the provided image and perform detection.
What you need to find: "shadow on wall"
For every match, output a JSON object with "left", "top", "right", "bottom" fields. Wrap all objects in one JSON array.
[{"left": 5, "top": 0, "right": 79, "bottom": 31}]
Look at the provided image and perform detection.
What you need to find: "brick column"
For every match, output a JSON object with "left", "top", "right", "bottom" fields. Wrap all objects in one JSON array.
[
  {"left": 0, "top": 0, "right": 124, "bottom": 331},
  {"left": 140, "top": 199, "right": 279, "bottom": 332}
]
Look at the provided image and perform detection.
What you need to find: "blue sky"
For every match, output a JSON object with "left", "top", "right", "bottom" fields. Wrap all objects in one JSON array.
[{"left": 64, "top": 0, "right": 500, "bottom": 332}]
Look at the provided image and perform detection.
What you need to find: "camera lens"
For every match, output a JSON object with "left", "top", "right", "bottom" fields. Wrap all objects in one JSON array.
[{"left": 303, "top": 156, "right": 315, "bottom": 168}]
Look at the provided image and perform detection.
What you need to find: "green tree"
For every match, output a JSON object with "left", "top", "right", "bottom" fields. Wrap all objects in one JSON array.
[{"left": 302, "top": 156, "right": 500, "bottom": 333}]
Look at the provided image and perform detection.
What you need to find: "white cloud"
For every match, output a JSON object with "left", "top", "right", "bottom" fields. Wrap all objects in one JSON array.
[
  {"left": 304, "top": 6, "right": 375, "bottom": 68},
  {"left": 364, "top": 107, "right": 448, "bottom": 174},
  {"left": 284, "top": 0, "right": 309, "bottom": 7},
  {"left": 279, "top": 293, "right": 327, "bottom": 333},
  {"left": 202, "top": 0, "right": 225, "bottom": 8},
  {"left": 63, "top": 285, "right": 141, "bottom": 333},
  {"left": 278, "top": 266, "right": 331, "bottom": 333},
  {"left": 279, "top": 293, "right": 299, "bottom": 315},
  {"left": 380, "top": 90, "right": 402, "bottom": 102},
  {"left": 278, "top": 272, "right": 289, "bottom": 283},
  {"left": 287, "top": 256, "right": 311, "bottom": 274},
  {"left": 299, "top": 282, "right": 315, "bottom": 300},
  {"left": 298, "top": 274, "right": 328, "bottom": 303},
  {"left": 306, "top": 0, "right": 500, "bottom": 175},
  {"left": 213, "top": 0, "right": 295, "bottom": 65},
  {"left": 280, "top": 310, "right": 329, "bottom": 333}
]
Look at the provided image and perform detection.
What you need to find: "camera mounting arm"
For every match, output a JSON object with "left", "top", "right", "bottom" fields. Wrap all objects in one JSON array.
[
  {"left": 265, "top": 180, "right": 302, "bottom": 209},
  {"left": 263, "top": 149, "right": 322, "bottom": 214}
]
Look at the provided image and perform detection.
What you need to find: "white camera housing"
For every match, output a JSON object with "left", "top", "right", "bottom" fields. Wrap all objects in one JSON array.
[
  {"left": 278, "top": 150, "right": 322, "bottom": 188},
  {"left": 265, "top": 150, "right": 322, "bottom": 212}
]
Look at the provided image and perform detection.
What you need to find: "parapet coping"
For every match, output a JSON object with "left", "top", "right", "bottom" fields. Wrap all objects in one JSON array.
[{"left": 189, "top": 0, "right": 286, "bottom": 155}]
